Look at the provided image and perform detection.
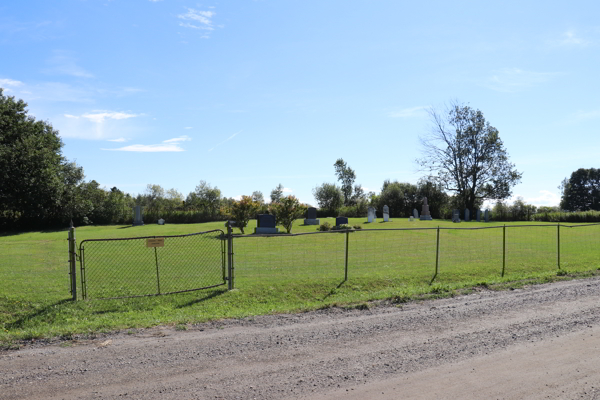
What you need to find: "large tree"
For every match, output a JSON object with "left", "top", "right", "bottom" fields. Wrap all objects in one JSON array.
[
  {"left": 559, "top": 168, "right": 600, "bottom": 211},
  {"left": 312, "top": 183, "right": 343, "bottom": 216},
  {"left": 417, "top": 102, "right": 522, "bottom": 211},
  {"left": 0, "top": 89, "right": 84, "bottom": 227},
  {"left": 334, "top": 158, "right": 356, "bottom": 205}
]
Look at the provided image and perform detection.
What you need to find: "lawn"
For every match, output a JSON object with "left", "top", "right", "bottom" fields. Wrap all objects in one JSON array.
[{"left": 1, "top": 218, "right": 599, "bottom": 345}]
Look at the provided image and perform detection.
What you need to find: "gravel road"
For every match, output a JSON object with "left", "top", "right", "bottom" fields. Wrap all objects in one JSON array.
[{"left": 2, "top": 277, "right": 600, "bottom": 400}]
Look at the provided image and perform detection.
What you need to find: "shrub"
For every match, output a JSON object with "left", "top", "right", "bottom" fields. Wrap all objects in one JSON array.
[
  {"left": 353, "top": 224, "right": 362, "bottom": 230},
  {"left": 319, "top": 222, "right": 332, "bottom": 231},
  {"left": 332, "top": 224, "right": 351, "bottom": 231},
  {"left": 224, "top": 195, "right": 260, "bottom": 234},
  {"left": 270, "top": 195, "right": 307, "bottom": 233}
]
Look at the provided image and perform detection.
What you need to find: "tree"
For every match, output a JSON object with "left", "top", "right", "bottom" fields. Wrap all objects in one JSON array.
[
  {"left": 560, "top": 168, "right": 600, "bottom": 211},
  {"left": 417, "top": 102, "right": 522, "bottom": 212},
  {"left": 251, "top": 191, "right": 265, "bottom": 204},
  {"left": 271, "top": 195, "right": 307, "bottom": 233},
  {"left": 334, "top": 158, "right": 356, "bottom": 205},
  {"left": 187, "top": 180, "right": 222, "bottom": 218},
  {"left": 270, "top": 183, "right": 284, "bottom": 203},
  {"left": 313, "top": 183, "right": 344, "bottom": 216},
  {"left": 226, "top": 195, "right": 260, "bottom": 234},
  {"left": 0, "top": 89, "right": 84, "bottom": 227}
]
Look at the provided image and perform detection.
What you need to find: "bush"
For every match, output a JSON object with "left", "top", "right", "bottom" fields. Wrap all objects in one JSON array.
[
  {"left": 270, "top": 195, "right": 307, "bottom": 233},
  {"left": 353, "top": 224, "right": 362, "bottom": 230},
  {"left": 332, "top": 224, "right": 352, "bottom": 231},
  {"left": 531, "top": 210, "right": 600, "bottom": 223},
  {"left": 318, "top": 222, "right": 332, "bottom": 231},
  {"left": 224, "top": 196, "right": 260, "bottom": 234}
]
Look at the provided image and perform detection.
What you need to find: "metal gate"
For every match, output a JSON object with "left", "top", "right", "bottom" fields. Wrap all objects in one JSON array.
[{"left": 79, "top": 230, "right": 226, "bottom": 299}]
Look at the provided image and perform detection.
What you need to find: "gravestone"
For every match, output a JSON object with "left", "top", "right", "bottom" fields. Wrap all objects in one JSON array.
[
  {"left": 452, "top": 209, "right": 461, "bottom": 223},
  {"left": 132, "top": 206, "right": 144, "bottom": 226},
  {"left": 464, "top": 209, "right": 470, "bottom": 222},
  {"left": 255, "top": 214, "right": 279, "bottom": 234},
  {"left": 304, "top": 207, "right": 320, "bottom": 225},
  {"left": 336, "top": 216, "right": 349, "bottom": 226},
  {"left": 367, "top": 207, "right": 376, "bottom": 223},
  {"left": 224, "top": 220, "right": 237, "bottom": 228},
  {"left": 157, "top": 218, "right": 165, "bottom": 225},
  {"left": 476, "top": 209, "right": 481, "bottom": 222},
  {"left": 485, "top": 209, "right": 490, "bottom": 222},
  {"left": 419, "top": 197, "right": 433, "bottom": 221},
  {"left": 413, "top": 209, "right": 419, "bottom": 219},
  {"left": 409, "top": 216, "right": 414, "bottom": 221},
  {"left": 383, "top": 205, "right": 390, "bottom": 222}
]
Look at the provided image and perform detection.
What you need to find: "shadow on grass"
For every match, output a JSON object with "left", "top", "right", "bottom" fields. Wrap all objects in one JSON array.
[
  {"left": 320, "top": 280, "right": 347, "bottom": 302},
  {"left": 0, "top": 227, "right": 70, "bottom": 237},
  {"left": 5, "top": 298, "right": 73, "bottom": 330},
  {"left": 175, "top": 289, "right": 227, "bottom": 309}
]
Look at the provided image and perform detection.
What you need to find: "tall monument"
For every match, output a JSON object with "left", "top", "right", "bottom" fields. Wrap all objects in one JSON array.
[{"left": 419, "top": 197, "right": 433, "bottom": 221}]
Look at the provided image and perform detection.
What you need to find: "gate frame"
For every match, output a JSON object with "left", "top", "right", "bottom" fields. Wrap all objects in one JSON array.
[{"left": 78, "top": 229, "right": 227, "bottom": 299}]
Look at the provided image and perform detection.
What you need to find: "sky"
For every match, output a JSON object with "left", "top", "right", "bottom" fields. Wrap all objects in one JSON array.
[{"left": 1, "top": 0, "right": 599, "bottom": 208}]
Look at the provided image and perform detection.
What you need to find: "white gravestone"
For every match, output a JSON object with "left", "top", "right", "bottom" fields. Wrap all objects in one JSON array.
[
  {"left": 367, "top": 207, "right": 376, "bottom": 223},
  {"left": 383, "top": 205, "right": 389, "bottom": 222}
]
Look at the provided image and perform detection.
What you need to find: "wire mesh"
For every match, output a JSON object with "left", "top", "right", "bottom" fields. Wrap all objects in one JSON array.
[
  {"left": 505, "top": 225, "right": 557, "bottom": 277},
  {"left": 437, "top": 226, "right": 504, "bottom": 282},
  {"left": 233, "top": 232, "right": 346, "bottom": 286},
  {"left": 347, "top": 229, "right": 437, "bottom": 286},
  {"left": 79, "top": 230, "right": 225, "bottom": 299},
  {"left": 561, "top": 224, "right": 600, "bottom": 271}
]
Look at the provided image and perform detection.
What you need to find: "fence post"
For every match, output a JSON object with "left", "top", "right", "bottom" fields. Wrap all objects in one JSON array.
[
  {"left": 430, "top": 226, "right": 440, "bottom": 284},
  {"left": 68, "top": 222, "right": 77, "bottom": 301},
  {"left": 344, "top": 230, "right": 349, "bottom": 281},
  {"left": 227, "top": 224, "right": 234, "bottom": 290},
  {"left": 154, "top": 245, "right": 161, "bottom": 295},
  {"left": 557, "top": 223, "right": 561, "bottom": 270},
  {"left": 502, "top": 224, "right": 506, "bottom": 277}
]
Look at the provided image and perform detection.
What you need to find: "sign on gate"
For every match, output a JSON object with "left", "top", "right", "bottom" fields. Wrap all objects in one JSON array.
[{"left": 146, "top": 238, "right": 165, "bottom": 247}]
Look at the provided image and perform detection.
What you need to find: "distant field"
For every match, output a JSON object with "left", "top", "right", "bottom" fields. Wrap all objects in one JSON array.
[{"left": 1, "top": 218, "right": 599, "bottom": 344}]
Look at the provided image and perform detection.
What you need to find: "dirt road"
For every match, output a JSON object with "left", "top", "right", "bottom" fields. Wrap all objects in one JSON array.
[{"left": 2, "top": 278, "right": 600, "bottom": 400}]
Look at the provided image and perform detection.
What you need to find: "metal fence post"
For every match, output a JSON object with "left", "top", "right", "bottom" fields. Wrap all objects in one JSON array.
[
  {"left": 502, "top": 224, "right": 506, "bottom": 277},
  {"left": 68, "top": 222, "right": 77, "bottom": 301},
  {"left": 227, "top": 225, "right": 234, "bottom": 290},
  {"left": 344, "top": 230, "right": 349, "bottom": 281},
  {"left": 430, "top": 226, "right": 440, "bottom": 284},
  {"left": 557, "top": 223, "right": 561, "bottom": 270}
]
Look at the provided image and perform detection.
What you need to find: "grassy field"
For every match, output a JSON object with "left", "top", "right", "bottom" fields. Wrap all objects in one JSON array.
[{"left": 1, "top": 218, "right": 599, "bottom": 346}]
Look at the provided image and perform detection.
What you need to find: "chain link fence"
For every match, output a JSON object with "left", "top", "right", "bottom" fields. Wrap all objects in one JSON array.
[
  {"left": 67, "top": 223, "right": 600, "bottom": 299},
  {"left": 231, "top": 224, "right": 600, "bottom": 288},
  {"left": 78, "top": 230, "right": 225, "bottom": 299}
]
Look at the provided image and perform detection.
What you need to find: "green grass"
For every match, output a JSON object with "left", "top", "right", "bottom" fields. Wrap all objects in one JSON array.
[{"left": 1, "top": 218, "right": 599, "bottom": 346}]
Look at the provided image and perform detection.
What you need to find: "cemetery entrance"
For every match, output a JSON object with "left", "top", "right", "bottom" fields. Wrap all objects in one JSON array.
[{"left": 78, "top": 230, "right": 226, "bottom": 299}]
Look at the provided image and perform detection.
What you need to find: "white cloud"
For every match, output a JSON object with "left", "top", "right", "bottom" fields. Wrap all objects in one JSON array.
[
  {"left": 282, "top": 187, "right": 293, "bottom": 193},
  {"left": 485, "top": 190, "right": 561, "bottom": 208},
  {"left": 101, "top": 143, "right": 185, "bottom": 152},
  {"left": 45, "top": 51, "right": 94, "bottom": 78},
  {"left": 482, "top": 68, "right": 558, "bottom": 93},
  {"left": 178, "top": 8, "right": 216, "bottom": 36},
  {"left": 559, "top": 30, "right": 590, "bottom": 47},
  {"left": 0, "top": 78, "right": 23, "bottom": 87},
  {"left": 209, "top": 130, "right": 241, "bottom": 152},
  {"left": 387, "top": 106, "right": 427, "bottom": 118},
  {"left": 184, "top": 126, "right": 193, "bottom": 129},
  {"left": 80, "top": 111, "right": 139, "bottom": 123},
  {"left": 108, "top": 138, "right": 127, "bottom": 142},
  {"left": 232, "top": 195, "right": 242, "bottom": 201},
  {"left": 163, "top": 135, "right": 192, "bottom": 143}
]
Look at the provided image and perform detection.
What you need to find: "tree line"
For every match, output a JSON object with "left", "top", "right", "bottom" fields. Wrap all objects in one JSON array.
[{"left": 3, "top": 89, "right": 598, "bottom": 229}]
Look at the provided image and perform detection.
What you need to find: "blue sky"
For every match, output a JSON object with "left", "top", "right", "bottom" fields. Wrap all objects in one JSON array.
[{"left": 1, "top": 0, "right": 599, "bottom": 207}]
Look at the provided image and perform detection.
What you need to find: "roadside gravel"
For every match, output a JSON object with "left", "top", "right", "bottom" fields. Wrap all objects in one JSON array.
[{"left": 2, "top": 277, "right": 600, "bottom": 399}]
